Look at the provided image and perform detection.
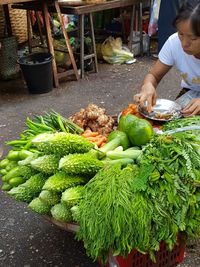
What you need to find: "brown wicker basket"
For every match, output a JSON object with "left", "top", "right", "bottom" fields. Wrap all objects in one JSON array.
[{"left": 0, "top": 5, "right": 27, "bottom": 44}]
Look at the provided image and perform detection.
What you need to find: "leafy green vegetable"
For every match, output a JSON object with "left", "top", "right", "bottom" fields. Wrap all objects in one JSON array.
[
  {"left": 77, "top": 132, "right": 200, "bottom": 262},
  {"left": 163, "top": 116, "right": 200, "bottom": 131},
  {"left": 76, "top": 164, "right": 148, "bottom": 261}
]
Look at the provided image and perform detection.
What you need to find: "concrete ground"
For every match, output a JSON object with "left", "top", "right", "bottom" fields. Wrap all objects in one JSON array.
[{"left": 0, "top": 57, "right": 199, "bottom": 267}]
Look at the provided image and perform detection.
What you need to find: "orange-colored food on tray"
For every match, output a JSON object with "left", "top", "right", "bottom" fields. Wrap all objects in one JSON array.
[{"left": 81, "top": 129, "right": 107, "bottom": 148}]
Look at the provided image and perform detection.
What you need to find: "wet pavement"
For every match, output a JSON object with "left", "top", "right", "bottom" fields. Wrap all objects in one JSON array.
[{"left": 0, "top": 57, "right": 199, "bottom": 267}]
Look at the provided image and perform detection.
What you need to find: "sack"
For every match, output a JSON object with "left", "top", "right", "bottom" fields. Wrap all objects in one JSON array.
[
  {"left": 148, "top": 0, "right": 161, "bottom": 36},
  {"left": 101, "top": 36, "right": 134, "bottom": 64}
]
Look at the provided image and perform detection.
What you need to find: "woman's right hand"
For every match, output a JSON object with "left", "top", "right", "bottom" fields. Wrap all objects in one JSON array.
[{"left": 134, "top": 82, "right": 157, "bottom": 113}]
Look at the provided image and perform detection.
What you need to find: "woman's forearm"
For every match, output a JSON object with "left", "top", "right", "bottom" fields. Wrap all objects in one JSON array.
[
  {"left": 142, "top": 60, "right": 172, "bottom": 89},
  {"left": 142, "top": 73, "right": 158, "bottom": 88}
]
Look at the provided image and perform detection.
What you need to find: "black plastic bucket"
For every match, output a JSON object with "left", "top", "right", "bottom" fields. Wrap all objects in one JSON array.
[{"left": 18, "top": 52, "right": 53, "bottom": 94}]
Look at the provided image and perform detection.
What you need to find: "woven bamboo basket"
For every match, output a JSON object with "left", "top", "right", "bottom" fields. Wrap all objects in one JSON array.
[{"left": 0, "top": 5, "right": 27, "bottom": 44}]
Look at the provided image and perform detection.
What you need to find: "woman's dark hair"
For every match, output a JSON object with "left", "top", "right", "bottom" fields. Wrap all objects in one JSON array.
[{"left": 173, "top": 0, "right": 200, "bottom": 36}]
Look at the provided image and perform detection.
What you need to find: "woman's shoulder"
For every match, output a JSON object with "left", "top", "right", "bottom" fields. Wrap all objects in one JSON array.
[
  {"left": 165, "top": 32, "right": 182, "bottom": 54},
  {"left": 158, "top": 32, "right": 182, "bottom": 65},
  {"left": 168, "top": 32, "right": 180, "bottom": 44}
]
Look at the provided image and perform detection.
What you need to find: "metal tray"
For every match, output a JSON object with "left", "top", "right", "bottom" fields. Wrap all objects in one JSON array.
[{"left": 139, "top": 99, "right": 182, "bottom": 122}]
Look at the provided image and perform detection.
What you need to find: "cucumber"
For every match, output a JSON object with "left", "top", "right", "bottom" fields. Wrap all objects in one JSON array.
[
  {"left": 9, "top": 177, "right": 26, "bottom": 187},
  {"left": 106, "top": 149, "right": 142, "bottom": 160},
  {"left": 5, "top": 161, "right": 18, "bottom": 172},
  {"left": 18, "top": 150, "right": 33, "bottom": 160},
  {"left": 0, "top": 169, "right": 7, "bottom": 175},
  {"left": 1, "top": 183, "right": 12, "bottom": 191},
  {"left": 7, "top": 150, "right": 20, "bottom": 161},
  {"left": 0, "top": 158, "right": 10, "bottom": 169}
]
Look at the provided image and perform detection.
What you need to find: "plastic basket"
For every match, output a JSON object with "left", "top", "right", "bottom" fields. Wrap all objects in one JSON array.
[
  {"left": 0, "top": 5, "right": 27, "bottom": 44},
  {"left": 102, "top": 235, "right": 186, "bottom": 267}
]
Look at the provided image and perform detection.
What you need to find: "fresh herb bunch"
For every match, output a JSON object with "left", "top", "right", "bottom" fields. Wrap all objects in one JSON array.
[{"left": 163, "top": 116, "right": 200, "bottom": 131}]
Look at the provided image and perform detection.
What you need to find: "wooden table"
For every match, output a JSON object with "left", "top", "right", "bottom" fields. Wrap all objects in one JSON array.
[
  {"left": 59, "top": 0, "right": 143, "bottom": 77},
  {"left": 12, "top": 0, "right": 144, "bottom": 78},
  {"left": 1, "top": 0, "right": 35, "bottom": 4},
  {"left": 59, "top": 0, "right": 141, "bottom": 14}
]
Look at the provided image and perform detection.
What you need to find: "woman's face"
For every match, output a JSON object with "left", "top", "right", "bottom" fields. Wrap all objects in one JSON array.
[{"left": 177, "top": 20, "right": 200, "bottom": 58}]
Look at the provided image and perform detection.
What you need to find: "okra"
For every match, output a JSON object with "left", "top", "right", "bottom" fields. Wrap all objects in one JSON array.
[
  {"left": 0, "top": 158, "right": 10, "bottom": 169},
  {"left": 7, "top": 150, "right": 20, "bottom": 161},
  {"left": 9, "top": 176, "right": 26, "bottom": 187},
  {"left": 1, "top": 183, "right": 12, "bottom": 191},
  {"left": 0, "top": 169, "right": 7, "bottom": 176}
]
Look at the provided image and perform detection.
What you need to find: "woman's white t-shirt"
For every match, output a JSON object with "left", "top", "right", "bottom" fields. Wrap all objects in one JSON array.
[{"left": 158, "top": 33, "right": 200, "bottom": 92}]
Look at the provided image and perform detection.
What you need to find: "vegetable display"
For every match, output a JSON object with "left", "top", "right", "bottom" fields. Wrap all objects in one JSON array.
[
  {"left": 76, "top": 132, "right": 200, "bottom": 262},
  {"left": 1, "top": 108, "right": 200, "bottom": 264}
]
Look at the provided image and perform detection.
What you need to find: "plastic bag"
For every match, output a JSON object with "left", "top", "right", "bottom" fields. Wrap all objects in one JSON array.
[
  {"left": 148, "top": 0, "right": 161, "bottom": 36},
  {"left": 176, "top": 90, "right": 200, "bottom": 108},
  {"left": 101, "top": 36, "right": 134, "bottom": 64},
  {"left": 129, "top": 31, "right": 150, "bottom": 56}
]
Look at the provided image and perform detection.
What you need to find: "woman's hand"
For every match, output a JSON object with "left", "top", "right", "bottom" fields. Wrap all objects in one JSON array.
[
  {"left": 181, "top": 98, "right": 200, "bottom": 116},
  {"left": 134, "top": 82, "right": 157, "bottom": 113}
]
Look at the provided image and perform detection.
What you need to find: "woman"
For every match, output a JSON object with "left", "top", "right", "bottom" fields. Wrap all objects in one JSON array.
[
  {"left": 158, "top": 0, "right": 184, "bottom": 52},
  {"left": 134, "top": 0, "right": 200, "bottom": 116}
]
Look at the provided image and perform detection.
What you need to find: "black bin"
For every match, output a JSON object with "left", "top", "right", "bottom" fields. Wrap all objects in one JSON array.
[{"left": 18, "top": 52, "right": 53, "bottom": 94}]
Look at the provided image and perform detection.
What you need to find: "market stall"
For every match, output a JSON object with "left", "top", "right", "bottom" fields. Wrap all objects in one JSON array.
[
  {"left": 12, "top": 0, "right": 144, "bottom": 78},
  {"left": 1, "top": 102, "right": 200, "bottom": 267},
  {"left": 0, "top": 0, "right": 79, "bottom": 87}
]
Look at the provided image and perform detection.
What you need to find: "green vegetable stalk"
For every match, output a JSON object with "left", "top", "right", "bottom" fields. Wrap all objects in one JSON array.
[{"left": 99, "top": 130, "right": 130, "bottom": 155}]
